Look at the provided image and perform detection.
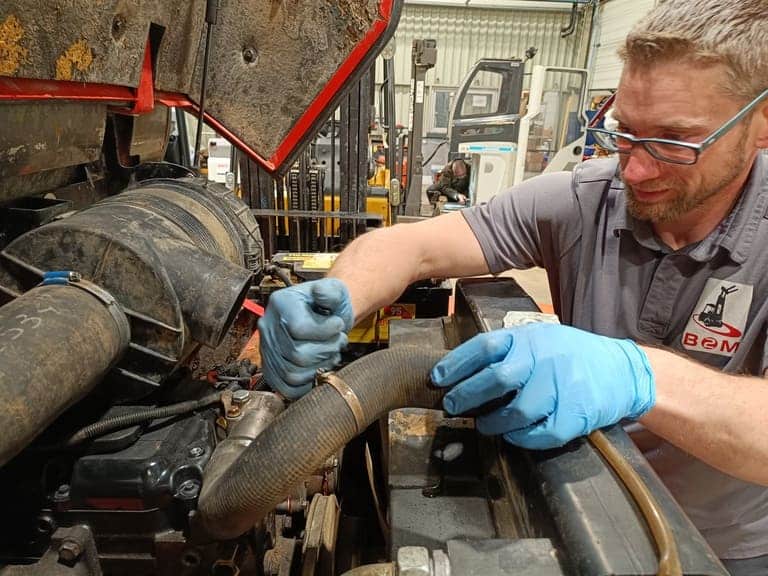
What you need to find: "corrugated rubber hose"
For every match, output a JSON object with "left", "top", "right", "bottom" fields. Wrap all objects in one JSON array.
[
  {"left": 198, "top": 346, "right": 681, "bottom": 576},
  {"left": 197, "top": 346, "right": 446, "bottom": 540}
]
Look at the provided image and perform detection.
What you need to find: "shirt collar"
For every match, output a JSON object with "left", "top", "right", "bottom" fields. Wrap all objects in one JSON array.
[
  {"left": 609, "top": 153, "right": 768, "bottom": 262},
  {"left": 717, "top": 152, "right": 768, "bottom": 263}
]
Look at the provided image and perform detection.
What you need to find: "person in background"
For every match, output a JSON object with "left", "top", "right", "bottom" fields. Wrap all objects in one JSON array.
[{"left": 426, "top": 158, "right": 470, "bottom": 204}]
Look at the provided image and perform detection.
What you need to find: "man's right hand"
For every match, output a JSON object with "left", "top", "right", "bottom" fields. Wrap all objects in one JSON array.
[{"left": 259, "top": 278, "right": 354, "bottom": 399}]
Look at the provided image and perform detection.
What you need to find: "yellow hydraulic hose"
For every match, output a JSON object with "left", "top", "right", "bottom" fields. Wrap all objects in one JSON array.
[{"left": 588, "top": 430, "right": 682, "bottom": 576}]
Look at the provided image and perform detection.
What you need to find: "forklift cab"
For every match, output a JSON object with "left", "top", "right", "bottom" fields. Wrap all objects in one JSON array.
[
  {"left": 448, "top": 60, "right": 589, "bottom": 204},
  {"left": 448, "top": 59, "right": 524, "bottom": 205}
]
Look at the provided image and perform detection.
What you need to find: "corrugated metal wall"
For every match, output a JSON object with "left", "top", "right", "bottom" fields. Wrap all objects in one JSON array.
[
  {"left": 590, "top": 0, "right": 656, "bottom": 92},
  {"left": 383, "top": 3, "right": 592, "bottom": 130}
]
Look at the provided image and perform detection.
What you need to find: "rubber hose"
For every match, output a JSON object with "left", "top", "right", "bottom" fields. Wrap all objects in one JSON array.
[
  {"left": 64, "top": 391, "right": 222, "bottom": 447},
  {"left": 588, "top": 430, "right": 682, "bottom": 576},
  {"left": 268, "top": 265, "right": 293, "bottom": 287},
  {"left": 0, "top": 285, "right": 130, "bottom": 466},
  {"left": 422, "top": 140, "right": 448, "bottom": 167},
  {"left": 198, "top": 346, "right": 446, "bottom": 540}
]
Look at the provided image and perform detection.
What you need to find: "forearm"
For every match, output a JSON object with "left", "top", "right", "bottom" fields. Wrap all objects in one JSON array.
[
  {"left": 328, "top": 226, "right": 425, "bottom": 321},
  {"left": 639, "top": 346, "right": 768, "bottom": 485},
  {"left": 328, "top": 213, "right": 489, "bottom": 321}
]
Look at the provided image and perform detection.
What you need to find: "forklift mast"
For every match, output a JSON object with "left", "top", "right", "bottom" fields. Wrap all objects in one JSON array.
[{"left": 403, "top": 38, "right": 437, "bottom": 216}]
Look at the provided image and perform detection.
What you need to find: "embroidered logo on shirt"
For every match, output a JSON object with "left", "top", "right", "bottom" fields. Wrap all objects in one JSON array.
[{"left": 682, "top": 279, "right": 753, "bottom": 357}]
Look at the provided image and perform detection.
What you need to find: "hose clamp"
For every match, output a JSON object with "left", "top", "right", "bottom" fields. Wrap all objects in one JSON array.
[
  {"left": 41, "top": 271, "right": 131, "bottom": 350},
  {"left": 317, "top": 372, "right": 365, "bottom": 435}
]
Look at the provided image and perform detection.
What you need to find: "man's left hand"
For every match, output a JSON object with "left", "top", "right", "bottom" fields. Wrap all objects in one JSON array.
[{"left": 431, "top": 324, "right": 656, "bottom": 449}]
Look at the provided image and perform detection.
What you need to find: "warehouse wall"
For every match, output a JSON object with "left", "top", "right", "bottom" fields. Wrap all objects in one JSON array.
[
  {"left": 381, "top": 2, "right": 592, "bottom": 133},
  {"left": 590, "top": 0, "right": 656, "bottom": 92}
]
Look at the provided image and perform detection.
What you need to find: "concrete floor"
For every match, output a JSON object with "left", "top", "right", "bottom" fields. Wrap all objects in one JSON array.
[{"left": 501, "top": 267, "right": 553, "bottom": 311}]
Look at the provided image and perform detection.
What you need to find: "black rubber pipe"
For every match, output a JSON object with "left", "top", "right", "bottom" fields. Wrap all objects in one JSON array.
[
  {"left": 265, "top": 264, "right": 293, "bottom": 287},
  {"left": 198, "top": 346, "right": 445, "bottom": 540},
  {"left": 0, "top": 285, "right": 130, "bottom": 466},
  {"left": 64, "top": 391, "right": 222, "bottom": 447}
]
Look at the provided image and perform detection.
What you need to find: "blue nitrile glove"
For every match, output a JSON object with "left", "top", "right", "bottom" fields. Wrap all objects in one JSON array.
[
  {"left": 259, "top": 278, "right": 354, "bottom": 399},
  {"left": 431, "top": 323, "right": 655, "bottom": 449}
]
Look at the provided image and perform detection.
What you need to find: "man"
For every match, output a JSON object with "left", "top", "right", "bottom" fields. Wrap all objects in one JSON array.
[
  {"left": 258, "top": 1, "right": 768, "bottom": 572},
  {"left": 426, "top": 158, "right": 470, "bottom": 204}
]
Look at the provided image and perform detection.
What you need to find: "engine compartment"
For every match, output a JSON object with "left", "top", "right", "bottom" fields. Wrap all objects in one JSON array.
[{"left": 0, "top": 272, "right": 731, "bottom": 576}]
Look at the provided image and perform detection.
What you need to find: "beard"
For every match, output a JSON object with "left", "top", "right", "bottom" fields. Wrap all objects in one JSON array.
[{"left": 621, "top": 129, "right": 751, "bottom": 223}]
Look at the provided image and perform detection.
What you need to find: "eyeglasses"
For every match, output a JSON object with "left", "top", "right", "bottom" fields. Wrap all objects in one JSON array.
[{"left": 587, "top": 87, "right": 768, "bottom": 165}]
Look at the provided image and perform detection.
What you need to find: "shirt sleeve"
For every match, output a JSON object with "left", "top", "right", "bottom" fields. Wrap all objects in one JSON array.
[{"left": 461, "top": 170, "right": 582, "bottom": 274}]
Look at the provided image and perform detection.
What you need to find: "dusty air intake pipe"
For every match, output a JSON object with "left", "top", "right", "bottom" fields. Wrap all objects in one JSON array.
[
  {"left": 198, "top": 346, "right": 446, "bottom": 540},
  {"left": 0, "top": 283, "right": 130, "bottom": 466},
  {"left": 0, "top": 178, "right": 263, "bottom": 400}
]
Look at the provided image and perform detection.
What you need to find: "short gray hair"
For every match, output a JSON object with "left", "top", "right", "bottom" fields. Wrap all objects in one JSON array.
[{"left": 620, "top": 0, "right": 768, "bottom": 100}]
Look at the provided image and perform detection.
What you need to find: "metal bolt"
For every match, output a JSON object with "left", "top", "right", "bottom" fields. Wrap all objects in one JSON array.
[
  {"left": 36, "top": 515, "right": 56, "bottom": 536},
  {"left": 242, "top": 47, "right": 258, "bottom": 64},
  {"left": 397, "top": 546, "right": 431, "bottom": 576},
  {"left": 58, "top": 540, "right": 82, "bottom": 566},
  {"left": 232, "top": 389, "right": 251, "bottom": 406},
  {"left": 177, "top": 479, "right": 201, "bottom": 500},
  {"left": 54, "top": 484, "right": 70, "bottom": 502},
  {"left": 188, "top": 446, "right": 204, "bottom": 458}
]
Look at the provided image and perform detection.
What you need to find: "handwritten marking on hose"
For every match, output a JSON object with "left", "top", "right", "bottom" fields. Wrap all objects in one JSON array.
[{"left": 318, "top": 372, "right": 366, "bottom": 434}]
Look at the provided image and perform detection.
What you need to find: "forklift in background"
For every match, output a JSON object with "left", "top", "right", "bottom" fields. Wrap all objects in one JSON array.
[
  {"left": 448, "top": 59, "right": 589, "bottom": 205},
  {"left": 449, "top": 58, "right": 588, "bottom": 204},
  {"left": 400, "top": 40, "right": 589, "bottom": 215}
]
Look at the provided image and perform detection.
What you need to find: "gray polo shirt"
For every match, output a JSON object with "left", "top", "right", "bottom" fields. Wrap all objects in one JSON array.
[{"left": 462, "top": 154, "right": 768, "bottom": 559}]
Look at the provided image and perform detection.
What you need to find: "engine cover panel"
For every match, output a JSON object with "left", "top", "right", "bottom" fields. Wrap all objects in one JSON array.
[{"left": 0, "top": 0, "right": 402, "bottom": 172}]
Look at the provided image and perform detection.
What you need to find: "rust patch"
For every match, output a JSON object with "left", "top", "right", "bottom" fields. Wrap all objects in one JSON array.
[
  {"left": 389, "top": 409, "right": 473, "bottom": 439},
  {"left": 238, "top": 325, "right": 261, "bottom": 366},
  {"left": 55, "top": 39, "right": 94, "bottom": 81},
  {"left": 332, "top": 0, "right": 379, "bottom": 43},
  {"left": 0, "top": 15, "right": 27, "bottom": 76},
  {"left": 189, "top": 312, "right": 257, "bottom": 379}
]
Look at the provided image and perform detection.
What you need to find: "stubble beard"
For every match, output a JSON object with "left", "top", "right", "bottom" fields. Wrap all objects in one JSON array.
[{"left": 622, "top": 130, "right": 750, "bottom": 223}]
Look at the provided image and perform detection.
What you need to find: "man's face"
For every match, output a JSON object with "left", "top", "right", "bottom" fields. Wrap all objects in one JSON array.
[
  {"left": 452, "top": 161, "right": 467, "bottom": 179},
  {"left": 613, "top": 62, "right": 759, "bottom": 224}
]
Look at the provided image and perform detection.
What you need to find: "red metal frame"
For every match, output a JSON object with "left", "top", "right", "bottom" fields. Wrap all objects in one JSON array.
[
  {"left": 269, "top": 0, "right": 393, "bottom": 170},
  {"left": 127, "top": 42, "right": 155, "bottom": 115},
  {"left": 0, "top": 76, "right": 134, "bottom": 103},
  {"left": 0, "top": 0, "right": 394, "bottom": 173}
]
